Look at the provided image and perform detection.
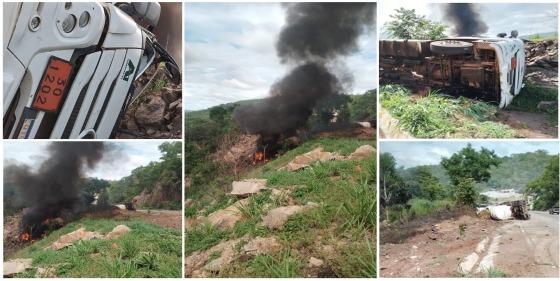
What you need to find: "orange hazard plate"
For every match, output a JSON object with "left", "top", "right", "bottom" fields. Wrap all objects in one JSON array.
[{"left": 32, "top": 57, "right": 73, "bottom": 112}]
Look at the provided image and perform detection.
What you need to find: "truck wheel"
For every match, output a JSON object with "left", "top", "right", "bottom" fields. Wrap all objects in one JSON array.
[{"left": 430, "top": 40, "right": 473, "bottom": 56}]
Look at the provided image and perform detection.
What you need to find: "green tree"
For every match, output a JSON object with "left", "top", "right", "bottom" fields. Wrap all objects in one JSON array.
[
  {"left": 380, "top": 153, "right": 411, "bottom": 220},
  {"left": 415, "top": 166, "right": 446, "bottom": 200},
  {"left": 441, "top": 144, "right": 501, "bottom": 186},
  {"left": 209, "top": 106, "right": 227, "bottom": 124},
  {"left": 525, "top": 155, "right": 559, "bottom": 210},
  {"left": 350, "top": 90, "right": 376, "bottom": 124},
  {"left": 455, "top": 178, "right": 478, "bottom": 207},
  {"left": 385, "top": 8, "right": 447, "bottom": 40}
]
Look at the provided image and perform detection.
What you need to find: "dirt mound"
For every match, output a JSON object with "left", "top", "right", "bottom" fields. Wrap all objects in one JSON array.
[
  {"left": 132, "top": 180, "right": 182, "bottom": 208},
  {"left": 524, "top": 40, "right": 558, "bottom": 87}
]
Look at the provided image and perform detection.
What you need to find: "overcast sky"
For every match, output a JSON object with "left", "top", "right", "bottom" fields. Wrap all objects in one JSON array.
[
  {"left": 184, "top": 3, "right": 377, "bottom": 111},
  {"left": 379, "top": 2, "right": 558, "bottom": 38},
  {"left": 3, "top": 141, "right": 170, "bottom": 180},
  {"left": 381, "top": 141, "right": 559, "bottom": 169}
]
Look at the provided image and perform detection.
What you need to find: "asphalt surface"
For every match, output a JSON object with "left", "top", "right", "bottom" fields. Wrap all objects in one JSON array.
[{"left": 493, "top": 211, "right": 559, "bottom": 277}]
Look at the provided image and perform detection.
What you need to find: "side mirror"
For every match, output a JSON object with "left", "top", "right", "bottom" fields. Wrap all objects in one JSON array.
[{"left": 131, "top": 2, "right": 161, "bottom": 27}]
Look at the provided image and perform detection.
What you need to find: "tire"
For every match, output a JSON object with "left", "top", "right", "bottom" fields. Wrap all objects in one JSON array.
[{"left": 430, "top": 40, "right": 474, "bottom": 56}]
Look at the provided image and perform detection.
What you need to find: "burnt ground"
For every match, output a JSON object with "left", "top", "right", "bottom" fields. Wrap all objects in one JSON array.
[
  {"left": 4, "top": 208, "right": 181, "bottom": 257},
  {"left": 380, "top": 212, "right": 506, "bottom": 277},
  {"left": 497, "top": 110, "right": 558, "bottom": 138}
]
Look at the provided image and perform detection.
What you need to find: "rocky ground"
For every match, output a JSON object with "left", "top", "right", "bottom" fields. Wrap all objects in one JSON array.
[
  {"left": 524, "top": 39, "right": 558, "bottom": 88},
  {"left": 186, "top": 141, "right": 376, "bottom": 277},
  {"left": 117, "top": 64, "right": 182, "bottom": 139}
]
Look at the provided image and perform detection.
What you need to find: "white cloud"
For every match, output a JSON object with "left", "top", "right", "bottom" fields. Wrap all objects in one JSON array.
[
  {"left": 184, "top": 3, "right": 377, "bottom": 110},
  {"left": 381, "top": 141, "right": 559, "bottom": 168}
]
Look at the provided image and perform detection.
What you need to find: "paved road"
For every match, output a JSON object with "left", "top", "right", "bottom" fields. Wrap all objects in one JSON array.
[{"left": 493, "top": 211, "right": 559, "bottom": 277}]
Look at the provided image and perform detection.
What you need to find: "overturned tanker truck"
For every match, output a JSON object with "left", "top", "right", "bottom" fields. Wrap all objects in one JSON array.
[
  {"left": 3, "top": 2, "right": 180, "bottom": 139},
  {"left": 380, "top": 36, "right": 525, "bottom": 108}
]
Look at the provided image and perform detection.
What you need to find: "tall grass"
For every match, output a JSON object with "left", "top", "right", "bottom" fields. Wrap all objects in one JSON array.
[
  {"left": 380, "top": 84, "right": 517, "bottom": 138},
  {"left": 387, "top": 198, "right": 454, "bottom": 222}
]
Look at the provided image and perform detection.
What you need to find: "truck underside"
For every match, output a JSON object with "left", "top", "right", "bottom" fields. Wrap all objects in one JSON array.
[{"left": 380, "top": 38, "right": 525, "bottom": 108}]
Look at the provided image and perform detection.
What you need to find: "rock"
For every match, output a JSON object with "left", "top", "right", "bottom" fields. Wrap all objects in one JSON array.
[
  {"left": 35, "top": 266, "right": 57, "bottom": 278},
  {"left": 135, "top": 96, "right": 166, "bottom": 126},
  {"left": 187, "top": 238, "right": 241, "bottom": 275},
  {"left": 162, "top": 89, "right": 180, "bottom": 104},
  {"left": 309, "top": 257, "right": 324, "bottom": 267},
  {"left": 347, "top": 145, "right": 376, "bottom": 160},
  {"left": 50, "top": 228, "right": 103, "bottom": 250},
  {"left": 537, "top": 100, "right": 557, "bottom": 112},
  {"left": 283, "top": 147, "right": 343, "bottom": 171},
  {"left": 242, "top": 236, "right": 281, "bottom": 256},
  {"left": 261, "top": 204, "right": 318, "bottom": 229},
  {"left": 164, "top": 112, "right": 173, "bottom": 121},
  {"left": 146, "top": 128, "right": 156, "bottom": 135},
  {"left": 207, "top": 198, "right": 249, "bottom": 229},
  {"left": 230, "top": 179, "right": 267, "bottom": 196},
  {"left": 169, "top": 99, "right": 182, "bottom": 110},
  {"left": 186, "top": 198, "right": 195, "bottom": 208},
  {"left": 355, "top": 121, "right": 371, "bottom": 128},
  {"left": 3, "top": 258, "right": 33, "bottom": 276},
  {"left": 457, "top": 252, "right": 479, "bottom": 274},
  {"left": 106, "top": 225, "right": 131, "bottom": 239}
]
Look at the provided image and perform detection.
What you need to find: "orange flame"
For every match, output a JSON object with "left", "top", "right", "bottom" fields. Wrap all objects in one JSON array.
[
  {"left": 20, "top": 232, "right": 30, "bottom": 242},
  {"left": 252, "top": 151, "right": 265, "bottom": 165}
]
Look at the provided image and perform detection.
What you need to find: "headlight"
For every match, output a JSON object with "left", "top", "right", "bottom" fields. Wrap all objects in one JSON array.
[
  {"left": 61, "top": 14, "right": 76, "bottom": 33},
  {"left": 79, "top": 11, "right": 90, "bottom": 27}
]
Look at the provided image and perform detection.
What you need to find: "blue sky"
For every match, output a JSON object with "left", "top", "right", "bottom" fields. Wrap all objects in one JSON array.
[
  {"left": 381, "top": 141, "right": 559, "bottom": 168},
  {"left": 380, "top": 2, "right": 558, "bottom": 38},
  {"left": 3, "top": 141, "right": 171, "bottom": 180},
  {"left": 184, "top": 3, "right": 377, "bottom": 110}
]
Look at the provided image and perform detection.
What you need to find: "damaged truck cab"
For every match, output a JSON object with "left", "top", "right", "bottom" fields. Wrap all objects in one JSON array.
[
  {"left": 3, "top": 2, "right": 179, "bottom": 139},
  {"left": 380, "top": 37, "right": 525, "bottom": 108}
]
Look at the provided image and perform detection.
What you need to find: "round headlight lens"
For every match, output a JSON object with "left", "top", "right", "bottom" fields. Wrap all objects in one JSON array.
[
  {"left": 79, "top": 11, "right": 90, "bottom": 27},
  {"left": 61, "top": 14, "right": 76, "bottom": 33}
]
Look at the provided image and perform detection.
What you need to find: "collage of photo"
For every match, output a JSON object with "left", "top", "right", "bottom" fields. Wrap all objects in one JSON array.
[{"left": 1, "top": 1, "right": 559, "bottom": 279}]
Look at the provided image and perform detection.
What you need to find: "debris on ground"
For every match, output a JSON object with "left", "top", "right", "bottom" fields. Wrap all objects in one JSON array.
[
  {"left": 207, "top": 199, "right": 250, "bottom": 229},
  {"left": 261, "top": 202, "right": 319, "bottom": 229},
  {"left": 282, "top": 147, "right": 344, "bottom": 171},
  {"left": 50, "top": 228, "right": 104, "bottom": 250},
  {"left": 230, "top": 179, "right": 268, "bottom": 197},
  {"left": 105, "top": 225, "right": 131, "bottom": 239},
  {"left": 49, "top": 224, "right": 132, "bottom": 250},
  {"left": 118, "top": 64, "right": 182, "bottom": 139},
  {"left": 3, "top": 258, "right": 33, "bottom": 277},
  {"left": 524, "top": 40, "right": 558, "bottom": 87}
]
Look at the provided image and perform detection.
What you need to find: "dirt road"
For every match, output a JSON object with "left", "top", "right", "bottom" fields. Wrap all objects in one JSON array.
[
  {"left": 492, "top": 211, "right": 559, "bottom": 277},
  {"left": 497, "top": 111, "right": 558, "bottom": 138}
]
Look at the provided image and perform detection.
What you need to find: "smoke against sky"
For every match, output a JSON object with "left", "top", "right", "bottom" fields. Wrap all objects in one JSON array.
[
  {"left": 233, "top": 3, "right": 375, "bottom": 137},
  {"left": 184, "top": 3, "right": 377, "bottom": 110},
  {"left": 3, "top": 141, "right": 168, "bottom": 180},
  {"left": 380, "top": 2, "right": 557, "bottom": 38}
]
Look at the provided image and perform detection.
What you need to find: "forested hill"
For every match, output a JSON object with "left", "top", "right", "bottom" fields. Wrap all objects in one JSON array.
[{"left": 398, "top": 150, "right": 556, "bottom": 192}]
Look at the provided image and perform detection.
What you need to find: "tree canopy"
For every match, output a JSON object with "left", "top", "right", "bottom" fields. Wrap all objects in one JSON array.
[
  {"left": 441, "top": 144, "right": 501, "bottom": 186},
  {"left": 526, "top": 155, "right": 559, "bottom": 210},
  {"left": 385, "top": 8, "right": 447, "bottom": 40}
]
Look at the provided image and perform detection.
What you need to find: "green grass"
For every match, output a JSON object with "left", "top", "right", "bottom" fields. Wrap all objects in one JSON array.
[
  {"left": 186, "top": 137, "right": 376, "bottom": 277},
  {"left": 387, "top": 198, "right": 454, "bottom": 223},
  {"left": 11, "top": 218, "right": 181, "bottom": 278},
  {"left": 380, "top": 84, "right": 517, "bottom": 138},
  {"left": 480, "top": 267, "right": 507, "bottom": 277}
]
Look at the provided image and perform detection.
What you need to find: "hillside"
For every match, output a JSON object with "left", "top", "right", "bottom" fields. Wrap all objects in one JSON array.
[
  {"left": 397, "top": 151, "right": 557, "bottom": 192},
  {"left": 186, "top": 137, "right": 375, "bottom": 277}
]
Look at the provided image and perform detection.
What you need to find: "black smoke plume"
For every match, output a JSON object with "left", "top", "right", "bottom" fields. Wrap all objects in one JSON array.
[
  {"left": 234, "top": 3, "right": 375, "bottom": 137},
  {"left": 5, "top": 142, "right": 111, "bottom": 237},
  {"left": 442, "top": 3, "right": 488, "bottom": 36}
]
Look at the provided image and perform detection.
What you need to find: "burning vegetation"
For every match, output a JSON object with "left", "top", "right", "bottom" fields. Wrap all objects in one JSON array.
[{"left": 4, "top": 142, "right": 113, "bottom": 242}]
